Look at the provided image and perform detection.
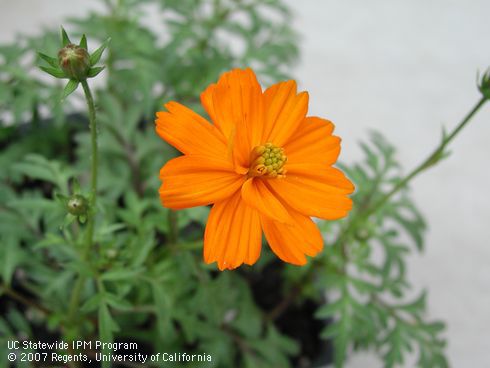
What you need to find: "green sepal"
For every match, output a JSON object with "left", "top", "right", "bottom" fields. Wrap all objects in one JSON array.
[
  {"left": 61, "top": 213, "right": 76, "bottom": 230},
  {"left": 61, "top": 79, "right": 79, "bottom": 100},
  {"left": 71, "top": 178, "right": 81, "bottom": 194},
  {"left": 60, "top": 26, "right": 72, "bottom": 46},
  {"left": 441, "top": 126, "right": 448, "bottom": 141},
  {"left": 78, "top": 215, "right": 87, "bottom": 224},
  {"left": 89, "top": 38, "right": 111, "bottom": 66},
  {"left": 38, "top": 52, "right": 59, "bottom": 68},
  {"left": 40, "top": 66, "right": 65, "bottom": 79},
  {"left": 79, "top": 34, "right": 88, "bottom": 50},
  {"left": 87, "top": 66, "right": 105, "bottom": 78},
  {"left": 55, "top": 192, "right": 69, "bottom": 206}
]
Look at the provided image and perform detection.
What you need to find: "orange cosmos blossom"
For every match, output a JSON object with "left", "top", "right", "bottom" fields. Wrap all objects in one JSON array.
[{"left": 155, "top": 68, "right": 354, "bottom": 270}]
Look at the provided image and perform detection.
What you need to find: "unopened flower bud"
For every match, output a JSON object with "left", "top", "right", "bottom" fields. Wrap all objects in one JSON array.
[
  {"left": 479, "top": 69, "right": 490, "bottom": 100},
  {"left": 67, "top": 194, "right": 88, "bottom": 216},
  {"left": 106, "top": 249, "right": 118, "bottom": 259},
  {"left": 58, "top": 44, "right": 90, "bottom": 81}
]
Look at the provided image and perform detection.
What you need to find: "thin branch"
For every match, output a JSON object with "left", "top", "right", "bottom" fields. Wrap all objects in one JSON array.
[{"left": 0, "top": 283, "right": 50, "bottom": 315}]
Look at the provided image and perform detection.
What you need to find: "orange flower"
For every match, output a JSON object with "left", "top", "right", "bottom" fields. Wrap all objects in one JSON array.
[{"left": 155, "top": 68, "right": 354, "bottom": 270}]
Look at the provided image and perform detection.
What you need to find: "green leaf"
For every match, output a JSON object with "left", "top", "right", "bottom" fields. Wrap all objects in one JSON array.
[
  {"left": 130, "top": 233, "right": 155, "bottom": 267},
  {"left": 98, "top": 223, "right": 126, "bottom": 236},
  {"left": 98, "top": 303, "right": 119, "bottom": 368},
  {"left": 383, "top": 324, "right": 410, "bottom": 368},
  {"left": 423, "top": 321, "right": 446, "bottom": 335},
  {"left": 81, "top": 293, "right": 104, "bottom": 313},
  {"left": 87, "top": 66, "right": 105, "bottom": 78},
  {"left": 43, "top": 271, "right": 74, "bottom": 298},
  {"left": 79, "top": 34, "right": 88, "bottom": 49},
  {"left": 6, "top": 308, "right": 32, "bottom": 335},
  {"left": 61, "top": 80, "right": 79, "bottom": 100},
  {"left": 104, "top": 293, "right": 133, "bottom": 311},
  {"left": 38, "top": 52, "right": 59, "bottom": 68},
  {"left": 7, "top": 197, "right": 56, "bottom": 212},
  {"left": 349, "top": 277, "right": 378, "bottom": 293},
  {"left": 40, "top": 66, "right": 65, "bottom": 79},
  {"left": 55, "top": 193, "right": 69, "bottom": 205},
  {"left": 319, "top": 322, "right": 339, "bottom": 339},
  {"left": 60, "top": 26, "right": 71, "bottom": 46},
  {"left": 89, "top": 38, "right": 110, "bottom": 66},
  {"left": 396, "top": 291, "right": 427, "bottom": 315},
  {"left": 101, "top": 267, "right": 143, "bottom": 281},
  {"left": 388, "top": 203, "right": 426, "bottom": 251},
  {"left": 315, "top": 298, "right": 343, "bottom": 319},
  {"left": 62, "top": 214, "right": 76, "bottom": 228},
  {"left": 1, "top": 236, "right": 22, "bottom": 285},
  {"left": 12, "top": 154, "right": 71, "bottom": 190},
  {"left": 151, "top": 282, "right": 174, "bottom": 344}
]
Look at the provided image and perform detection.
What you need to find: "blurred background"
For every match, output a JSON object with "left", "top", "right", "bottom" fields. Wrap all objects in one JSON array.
[{"left": 1, "top": 0, "right": 489, "bottom": 367}]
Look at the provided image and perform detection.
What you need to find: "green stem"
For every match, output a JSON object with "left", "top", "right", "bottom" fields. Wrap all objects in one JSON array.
[
  {"left": 368, "top": 97, "right": 486, "bottom": 218},
  {"left": 81, "top": 80, "right": 99, "bottom": 214},
  {"left": 242, "top": 97, "right": 487, "bottom": 325},
  {"left": 345, "top": 96, "right": 487, "bottom": 237},
  {"left": 67, "top": 80, "right": 99, "bottom": 326},
  {"left": 0, "top": 283, "right": 50, "bottom": 314},
  {"left": 96, "top": 276, "right": 105, "bottom": 294}
]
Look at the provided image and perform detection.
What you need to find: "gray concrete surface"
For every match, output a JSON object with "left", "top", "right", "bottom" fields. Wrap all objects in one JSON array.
[{"left": 1, "top": 0, "right": 489, "bottom": 366}]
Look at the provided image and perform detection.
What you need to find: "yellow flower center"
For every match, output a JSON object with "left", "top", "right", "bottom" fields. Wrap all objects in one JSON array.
[{"left": 248, "top": 142, "right": 287, "bottom": 178}]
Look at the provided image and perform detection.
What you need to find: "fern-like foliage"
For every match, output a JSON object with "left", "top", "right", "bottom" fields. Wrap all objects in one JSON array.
[{"left": 315, "top": 132, "right": 448, "bottom": 368}]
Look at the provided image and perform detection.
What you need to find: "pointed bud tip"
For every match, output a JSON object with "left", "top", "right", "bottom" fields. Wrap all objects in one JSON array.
[{"left": 478, "top": 67, "right": 490, "bottom": 100}]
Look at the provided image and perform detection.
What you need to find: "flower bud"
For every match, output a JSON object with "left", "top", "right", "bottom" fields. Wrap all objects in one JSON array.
[
  {"left": 479, "top": 69, "right": 490, "bottom": 100},
  {"left": 67, "top": 194, "right": 89, "bottom": 216},
  {"left": 58, "top": 44, "right": 90, "bottom": 81},
  {"left": 106, "top": 249, "right": 118, "bottom": 259}
]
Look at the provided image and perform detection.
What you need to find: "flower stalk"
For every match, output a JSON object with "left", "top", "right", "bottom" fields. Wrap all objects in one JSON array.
[
  {"left": 67, "top": 80, "right": 99, "bottom": 326},
  {"left": 342, "top": 96, "right": 488, "bottom": 244},
  {"left": 81, "top": 80, "right": 98, "bottom": 217},
  {"left": 366, "top": 96, "right": 486, "bottom": 219},
  {"left": 39, "top": 27, "right": 108, "bottom": 332}
]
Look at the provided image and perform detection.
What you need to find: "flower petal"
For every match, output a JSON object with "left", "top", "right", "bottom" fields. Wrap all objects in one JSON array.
[
  {"left": 201, "top": 68, "right": 264, "bottom": 169},
  {"left": 204, "top": 191, "right": 262, "bottom": 270},
  {"left": 261, "top": 207, "right": 323, "bottom": 265},
  {"left": 286, "top": 163, "right": 355, "bottom": 193},
  {"left": 284, "top": 117, "right": 341, "bottom": 165},
  {"left": 155, "top": 101, "right": 227, "bottom": 158},
  {"left": 267, "top": 164, "right": 354, "bottom": 219},
  {"left": 200, "top": 69, "right": 262, "bottom": 141},
  {"left": 263, "top": 80, "right": 309, "bottom": 147},
  {"left": 241, "top": 178, "right": 292, "bottom": 224},
  {"left": 159, "top": 155, "right": 244, "bottom": 209}
]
